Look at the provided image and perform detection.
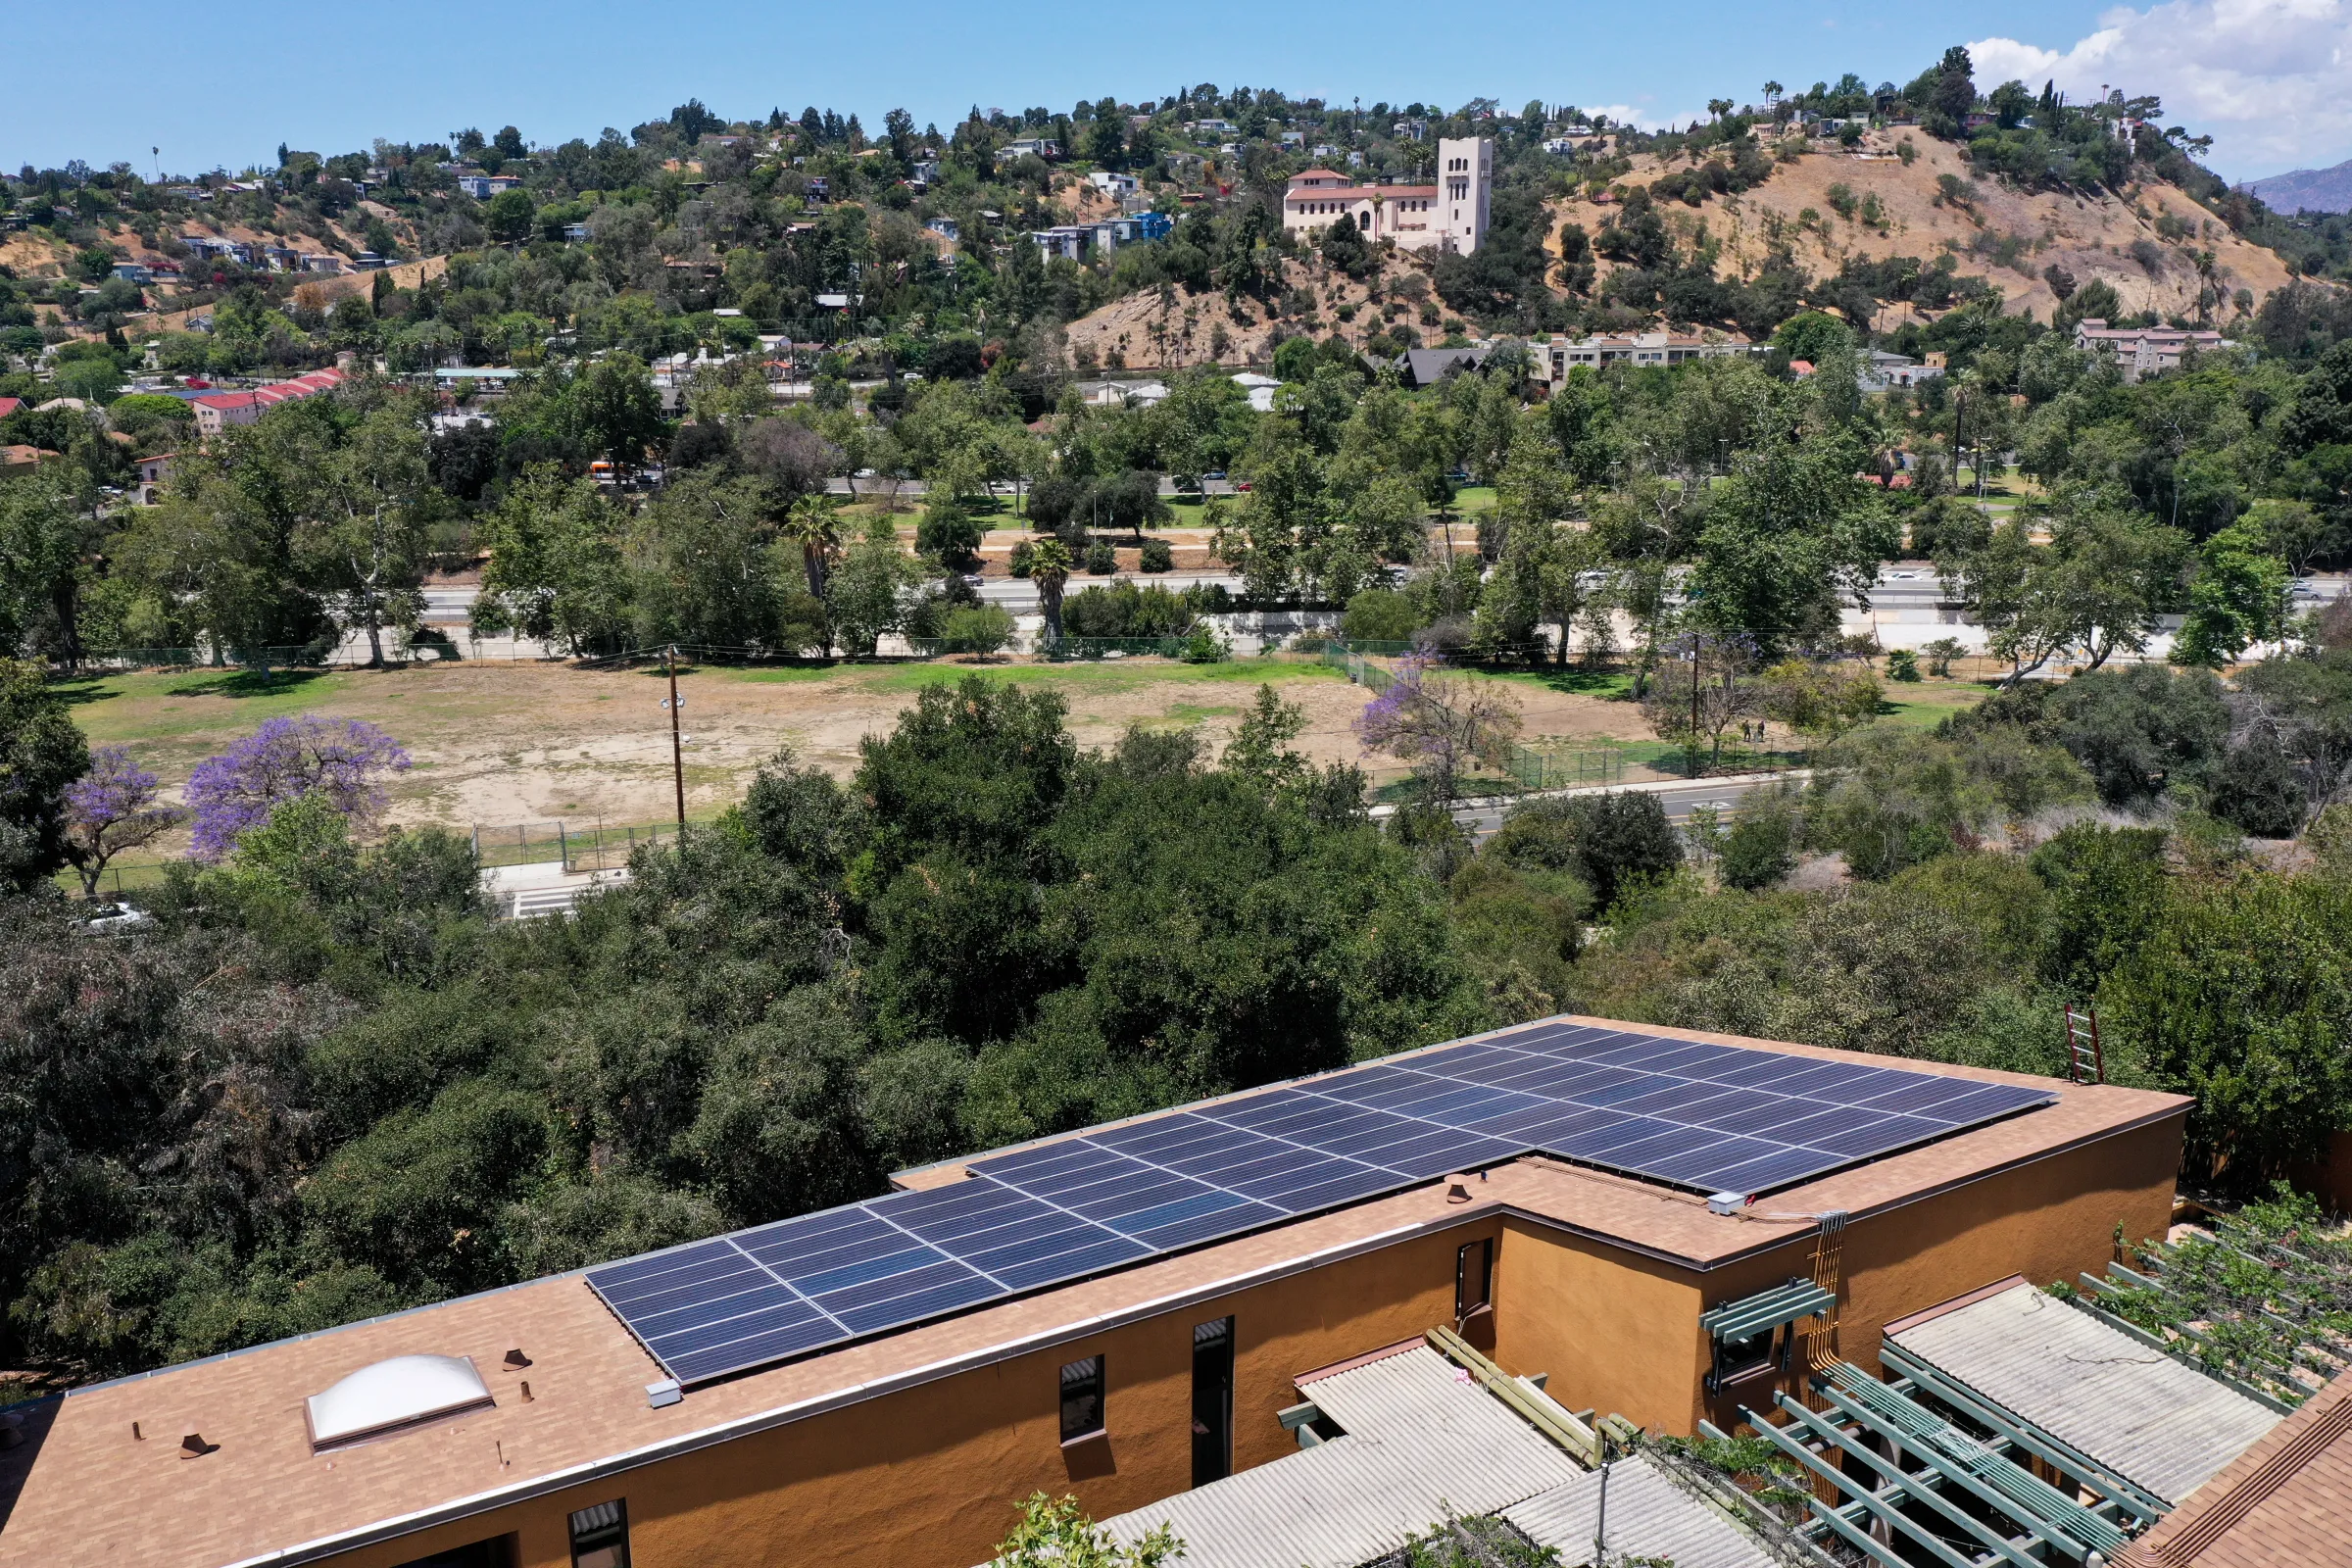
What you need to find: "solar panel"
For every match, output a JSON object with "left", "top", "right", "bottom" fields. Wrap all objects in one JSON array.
[{"left": 586, "top": 1018, "right": 2057, "bottom": 1387}]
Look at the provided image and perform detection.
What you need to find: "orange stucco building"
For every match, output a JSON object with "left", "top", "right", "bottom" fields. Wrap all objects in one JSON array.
[{"left": 0, "top": 1018, "right": 2187, "bottom": 1568}]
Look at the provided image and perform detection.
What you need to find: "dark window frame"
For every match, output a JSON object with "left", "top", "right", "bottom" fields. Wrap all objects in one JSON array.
[
  {"left": 568, "top": 1500, "right": 629, "bottom": 1568},
  {"left": 1059, "top": 1353, "right": 1105, "bottom": 1445},
  {"left": 1455, "top": 1238, "right": 1494, "bottom": 1320},
  {"left": 1192, "top": 1316, "right": 1235, "bottom": 1485}
]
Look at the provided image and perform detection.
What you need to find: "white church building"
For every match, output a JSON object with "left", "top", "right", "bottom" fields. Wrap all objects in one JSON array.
[{"left": 1280, "top": 135, "right": 1493, "bottom": 255}]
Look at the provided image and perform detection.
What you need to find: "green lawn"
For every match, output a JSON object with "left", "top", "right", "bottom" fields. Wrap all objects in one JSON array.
[
  {"left": 709, "top": 656, "right": 1344, "bottom": 698},
  {"left": 55, "top": 668, "right": 362, "bottom": 750}
]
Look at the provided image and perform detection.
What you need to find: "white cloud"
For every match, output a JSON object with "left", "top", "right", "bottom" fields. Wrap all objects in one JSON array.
[
  {"left": 1582, "top": 103, "right": 1702, "bottom": 133},
  {"left": 1970, "top": 0, "right": 2352, "bottom": 177}
]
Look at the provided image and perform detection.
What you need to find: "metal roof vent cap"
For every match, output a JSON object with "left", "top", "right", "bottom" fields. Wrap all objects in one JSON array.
[
  {"left": 305, "top": 1354, "right": 494, "bottom": 1448},
  {"left": 1446, "top": 1179, "right": 1472, "bottom": 1203}
]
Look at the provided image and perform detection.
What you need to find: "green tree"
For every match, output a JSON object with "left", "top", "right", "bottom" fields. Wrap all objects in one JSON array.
[
  {"left": 302, "top": 404, "right": 431, "bottom": 666},
  {"left": 1030, "top": 536, "right": 1074, "bottom": 642},
  {"left": 2173, "top": 517, "right": 2291, "bottom": 667},
  {"left": 826, "top": 514, "right": 923, "bottom": 656},
  {"left": 574, "top": 353, "right": 668, "bottom": 472},
  {"left": 1689, "top": 426, "right": 1895, "bottom": 656},
  {"left": 2104, "top": 874, "right": 2352, "bottom": 1190},
  {"left": 483, "top": 188, "right": 535, "bottom": 246},
  {"left": 993, "top": 1494, "right": 1179, "bottom": 1568},
  {"left": 471, "top": 466, "right": 633, "bottom": 653},
  {"left": 0, "top": 659, "right": 89, "bottom": 889}
]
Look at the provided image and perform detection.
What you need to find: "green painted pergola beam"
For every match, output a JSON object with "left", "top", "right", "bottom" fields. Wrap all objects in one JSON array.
[{"left": 1880, "top": 1343, "right": 2170, "bottom": 1524}]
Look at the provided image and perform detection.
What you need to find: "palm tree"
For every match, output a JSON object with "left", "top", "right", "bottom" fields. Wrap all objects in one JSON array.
[
  {"left": 1764, "top": 81, "right": 1784, "bottom": 107},
  {"left": 781, "top": 495, "right": 842, "bottom": 599},
  {"left": 1708, "top": 98, "right": 1735, "bottom": 122},
  {"left": 1030, "top": 537, "right": 1073, "bottom": 644}
]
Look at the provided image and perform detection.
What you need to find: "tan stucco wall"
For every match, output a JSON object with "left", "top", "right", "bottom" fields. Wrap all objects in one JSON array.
[{"left": 333, "top": 1220, "right": 1499, "bottom": 1568}]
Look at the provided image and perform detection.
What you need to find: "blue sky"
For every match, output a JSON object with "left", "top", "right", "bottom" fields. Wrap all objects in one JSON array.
[{"left": 8, "top": 1, "right": 2346, "bottom": 180}]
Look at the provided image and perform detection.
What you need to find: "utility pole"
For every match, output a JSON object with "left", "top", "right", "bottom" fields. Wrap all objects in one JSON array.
[{"left": 663, "top": 645, "right": 686, "bottom": 829}]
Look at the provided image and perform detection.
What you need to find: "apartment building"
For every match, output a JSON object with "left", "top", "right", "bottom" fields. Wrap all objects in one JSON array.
[
  {"left": 1542, "top": 330, "right": 1754, "bottom": 384},
  {"left": 1281, "top": 136, "right": 1493, "bottom": 255},
  {"left": 2073, "top": 318, "right": 2232, "bottom": 382},
  {"left": 0, "top": 1014, "right": 2186, "bottom": 1568}
]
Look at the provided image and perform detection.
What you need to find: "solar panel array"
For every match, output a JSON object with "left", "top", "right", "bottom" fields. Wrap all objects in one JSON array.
[{"left": 586, "top": 1019, "right": 2055, "bottom": 1385}]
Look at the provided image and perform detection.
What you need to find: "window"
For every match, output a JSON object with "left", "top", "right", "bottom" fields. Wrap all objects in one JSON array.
[
  {"left": 1059, "top": 1354, "right": 1105, "bottom": 1444},
  {"left": 1192, "top": 1318, "right": 1234, "bottom": 1485},
  {"left": 1455, "top": 1239, "right": 1494, "bottom": 1320},
  {"left": 568, "top": 1502, "right": 629, "bottom": 1568}
]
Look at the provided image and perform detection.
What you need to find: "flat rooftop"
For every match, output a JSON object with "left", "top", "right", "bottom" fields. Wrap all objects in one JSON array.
[{"left": 0, "top": 1018, "right": 2187, "bottom": 1568}]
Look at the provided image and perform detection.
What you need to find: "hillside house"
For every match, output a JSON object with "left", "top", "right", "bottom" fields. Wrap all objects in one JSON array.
[{"left": 2073, "top": 318, "right": 2231, "bottom": 381}]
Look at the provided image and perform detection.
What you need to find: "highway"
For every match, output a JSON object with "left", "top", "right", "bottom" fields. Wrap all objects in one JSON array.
[{"left": 1441, "top": 771, "right": 1810, "bottom": 843}]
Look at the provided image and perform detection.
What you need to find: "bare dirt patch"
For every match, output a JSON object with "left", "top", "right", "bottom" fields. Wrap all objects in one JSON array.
[{"left": 66, "top": 658, "right": 1407, "bottom": 837}]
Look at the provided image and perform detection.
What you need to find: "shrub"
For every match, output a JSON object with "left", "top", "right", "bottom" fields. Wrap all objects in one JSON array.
[
  {"left": 1719, "top": 788, "right": 1801, "bottom": 890},
  {"left": 915, "top": 496, "right": 983, "bottom": 572},
  {"left": 1886, "top": 649, "right": 1922, "bottom": 682},
  {"left": 1084, "top": 541, "right": 1117, "bottom": 575},
  {"left": 1139, "top": 537, "right": 1173, "bottom": 572},
  {"left": 1342, "top": 587, "right": 1419, "bottom": 643},
  {"left": 938, "top": 605, "right": 1015, "bottom": 656},
  {"left": 1008, "top": 539, "right": 1036, "bottom": 578},
  {"left": 1488, "top": 791, "right": 1684, "bottom": 910}
]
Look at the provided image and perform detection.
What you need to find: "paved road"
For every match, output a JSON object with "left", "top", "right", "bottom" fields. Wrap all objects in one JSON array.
[{"left": 1446, "top": 772, "right": 1806, "bottom": 843}]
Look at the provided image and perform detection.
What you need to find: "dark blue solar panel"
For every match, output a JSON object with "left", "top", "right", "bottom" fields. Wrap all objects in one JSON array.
[{"left": 586, "top": 1016, "right": 2057, "bottom": 1387}]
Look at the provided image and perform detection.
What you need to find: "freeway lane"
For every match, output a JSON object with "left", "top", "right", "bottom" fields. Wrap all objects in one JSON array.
[{"left": 1434, "top": 771, "right": 1811, "bottom": 844}]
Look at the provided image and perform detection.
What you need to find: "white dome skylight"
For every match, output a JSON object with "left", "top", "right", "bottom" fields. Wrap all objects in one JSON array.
[{"left": 306, "top": 1354, "right": 494, "bottom": 1447}]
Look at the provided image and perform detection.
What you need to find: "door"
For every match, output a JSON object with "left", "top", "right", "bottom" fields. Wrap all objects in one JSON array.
[{"left": 1192, "top": 1317, "right": 1234, "bottom": 1486}]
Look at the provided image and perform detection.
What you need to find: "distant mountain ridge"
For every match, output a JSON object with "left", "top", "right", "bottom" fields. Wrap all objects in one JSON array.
[{"left": 2244, "top": 159, "right": 2352, "bottom": 215}]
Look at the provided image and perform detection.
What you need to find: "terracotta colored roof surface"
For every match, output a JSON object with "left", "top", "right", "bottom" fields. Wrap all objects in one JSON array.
[
  {"left": 0, "top": 398, "right": 20, "bottom": 417},
  {"left": 0, "top": 1019, "right": 2185, "bottom": 1568},
  {"left": 1286, "top": 185, "right": 1437, "bottom": 204},
  {"left": 2117, "top": 1368, "right": 2352, "bottom": 1568}
]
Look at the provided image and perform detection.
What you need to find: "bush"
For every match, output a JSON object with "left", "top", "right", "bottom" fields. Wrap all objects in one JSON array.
[
  {"left": 1008, "top": 539, "right": 1036, "bottom": 578},
  {"left": 2209, "top": 734, "right": 2308, "bottom": 838},
  {"left": 1060, "top": 582, "right": 1200, "bottom": 639},
  {"left": 1719, "top": 792, "right": 1800, "bottom": 890},
  {"left": 1487, "top": 791, "right": 1684, "bottom": 910},
  {"left": 938, "top": 605, "right": 1015, "bottom": 656},
  {"left": 1342, "top": 587, "right": 1419, "bottom": 643},
  {"left": 916, "top": 497, "right": 983, "bottom": 572},
  {"left": 1886, "top": 649, "right": 1921, "bottom": 682},
  {"left": 1084, "top": 541, "right": 1117, "bottom": 575},
  {"left": 1139, "top": 537, "right": 1173, "bottom": 572}
]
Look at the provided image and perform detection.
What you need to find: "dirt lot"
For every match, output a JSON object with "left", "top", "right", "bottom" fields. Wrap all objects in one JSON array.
[{"left": 60, "top": 654, "right": 1685, "bottom": 851}]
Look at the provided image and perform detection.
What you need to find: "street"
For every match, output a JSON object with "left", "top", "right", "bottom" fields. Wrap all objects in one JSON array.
[{"left": 1443, "top": 771, "right": 1809, "bottom": 842}]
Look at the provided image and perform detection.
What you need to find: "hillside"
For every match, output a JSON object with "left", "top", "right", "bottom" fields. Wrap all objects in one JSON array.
[
  {"left": 2244, "top": 159, "right": 2352, "bottom": 216},
  {"left": 1554, "top": 125, "right": 2295, "bottom": 330},
  {"left": 1061, "top": 125, "right": 2308, "bottom": 362}
]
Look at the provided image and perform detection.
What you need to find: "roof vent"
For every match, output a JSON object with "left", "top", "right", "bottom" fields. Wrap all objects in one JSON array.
[
  {"left": 502, "top": 1348, "right": 532, "bottom": 1369},
  {"left": 305, "top": 1354, "right": 494, "bottom": 1448}
]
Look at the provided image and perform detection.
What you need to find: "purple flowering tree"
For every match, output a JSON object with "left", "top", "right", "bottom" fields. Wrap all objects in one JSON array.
[
  {"left": 1351, "top": 654, "right": 1523, "bottom": 802},
  {"left": 184, "top": 716, "right": 412, "bottom": 861},
  {"left": 63, "top": 748, "right": 185, "bottom": 896}
]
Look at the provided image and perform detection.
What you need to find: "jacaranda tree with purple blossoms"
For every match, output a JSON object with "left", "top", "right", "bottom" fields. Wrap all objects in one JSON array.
[
  {"left": 1351, "top": 653, "right": 1524, "bottom": 804},
  {"left": 63, "top": 747, "right": 184, "bottom": 896},
  {"left": 185, "top": 716, "right": 411, "bottom": 860}
]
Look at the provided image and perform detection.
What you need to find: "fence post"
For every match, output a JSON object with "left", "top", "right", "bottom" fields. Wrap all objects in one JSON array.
[{"left": 559, "top": 820, "right": 569, "bottom": 870}]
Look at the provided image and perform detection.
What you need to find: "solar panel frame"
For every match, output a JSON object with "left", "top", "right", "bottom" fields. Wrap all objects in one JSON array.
[{"left": 586, "top": 1019, "right": 2060, "bottom": 1389}]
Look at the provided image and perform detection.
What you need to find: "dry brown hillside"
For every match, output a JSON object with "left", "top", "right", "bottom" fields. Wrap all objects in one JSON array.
[
  {"left": 1553, "top": 126, "right": 2295, "bottom": 327},
  {"left": 1062, "top": 252, "right": 1414, "bottom": 369}
]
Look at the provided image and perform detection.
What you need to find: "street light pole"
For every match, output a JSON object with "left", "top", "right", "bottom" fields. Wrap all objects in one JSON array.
[{"left": 664, "top": 644, "right": 686, "bottom": 829}]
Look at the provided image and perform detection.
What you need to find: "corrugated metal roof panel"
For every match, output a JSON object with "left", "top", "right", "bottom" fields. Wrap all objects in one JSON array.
[
  {"left": 1504, "top": 1455, "right": 1778, "bottom": 1568},
  {"left": 1888, "top": 1282, "right": 2282, "bottom": 1505},
  {"left": 1099, "top": 1346, "right": 1582, "bottom": 1568}
]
